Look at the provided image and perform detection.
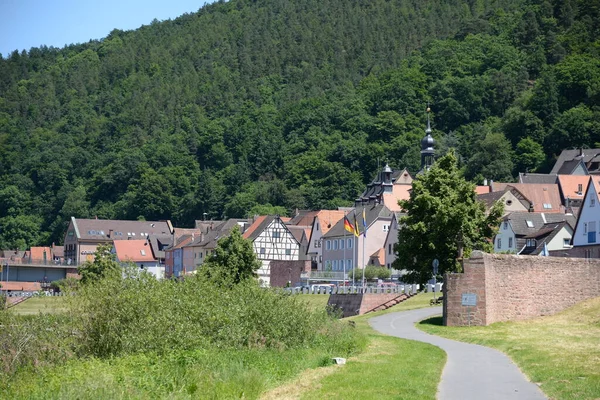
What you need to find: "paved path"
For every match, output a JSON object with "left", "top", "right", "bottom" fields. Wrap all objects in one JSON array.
[{"left": 369, "top": 307, "right": 547, "bottom": 400}]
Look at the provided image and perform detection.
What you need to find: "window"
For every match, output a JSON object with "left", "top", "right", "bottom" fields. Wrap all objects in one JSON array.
[
  {"left": 564, "top": 238, "right": 571, "bottom": 247},
  {"left": 272, "top": 230, "right": 281, "bottom": 238},
  {"left": 526, "top": 239, "right": 536, "bottom": 247},
  {"left": 333, "top": 240, "right": 338, "bottom": 250},
  {"left": 506, "top": 199, "right": 513, "bottom": 206},
  {"left": 314, "top": 240, "right": 319, "bottom": 247},
  {"left": 585, "top": 223, "right": 588, "bottom": 234},
  {"left": 346, "top": 259, "right": 352, "bottom": 269},
  {"left": 285, "top": 248, "right": 291, "bottom": 256},
  {"left": 325, "top": 260, "right": 332, "bottom": 270},
  {"left": 508, "top": 237, "right": 513, "bottom": 248},
  {"left": 140, "top": 249, "right": 146, "bottom": 256},
  {"left": 347, "top": 238, "right": 353, "bottom": 248},
  {"left": 592, "top": 199, "right": 596, "bottom": 207},
  {"left": 260, "top": 247, "right": 266, "bottom": 255},
  {"left": 543, "top": 203, "right": 552, "bottom": 209},
  {"left": 497, "top": 238, "right": 501, "bottom": 248},
  {"left": 316, "top": 223, "right": 319, "bottom": 231},
  {"left": 526, "top": 221, "right": 534, "bottom": 228},
  {"left": 332, "top": 260, "right": 337, "bottom": 270},
  {"left": 388, "top": 243, "right": 392, "bottom": 254},
  {"left": 340, "top": 239, "right": 345, "bottom": 249},
  {"left": 383, "top": 224, "right": 389, "bottom": 232},
  {"left": 588, "top": 221, "right": 597, "bottom": 243},
  {"left": 326, "top": 240, "right": 331, "bottom": 250},
  {"left": 503, "top": 222, "right": 508, "bottom": 230}
]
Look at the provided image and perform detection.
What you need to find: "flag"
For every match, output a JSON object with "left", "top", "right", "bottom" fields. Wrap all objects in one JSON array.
[
  {"left": 352, "top": 212, "right": 360, "bottom": 237},
  {"left": 362, "top": 208, "right": 367, "bottom": 237},
  {"left": 343, "top": 216, "right": 355, "bottom": 234}
]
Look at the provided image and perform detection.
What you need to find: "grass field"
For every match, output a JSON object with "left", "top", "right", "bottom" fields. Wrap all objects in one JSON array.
[
  {"left": 418, "top": 297, "right": 600, "bottom": 400},
  {"left": 9, "top": 296, "right": 67, "bottom": 315},
  {"left": 263, "top": 292, "right": 445, "bottom": 399}
]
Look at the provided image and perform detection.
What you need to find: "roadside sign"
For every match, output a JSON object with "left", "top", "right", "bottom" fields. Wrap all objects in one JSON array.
[
  {"left": 432, "top": 259, "right": 439, "bottom": 275},
  {"left": 461, "top": 293, "right": 477, "bottom": 307}
]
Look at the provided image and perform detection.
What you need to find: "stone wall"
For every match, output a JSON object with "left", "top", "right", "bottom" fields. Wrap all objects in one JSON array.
[
  {"left": 444, "top": 251, "right": 600, "bottom": 326},
  {"left": 269, "top": 260, "right": 310, "bottom": 287}
]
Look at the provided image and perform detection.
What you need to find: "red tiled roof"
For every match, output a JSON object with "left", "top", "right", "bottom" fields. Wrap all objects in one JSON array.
[
  {"left": 475, "top": 186, "right": 491, "bottom": 195},
  {"left": 29, "top": 247, "right": 52, "bottom": 261},
  {"left": 113, "top": 240, "right": 156, "bottom": 262},
  {"left": 503, "top": 183, "right": 563, "bottom": 213},
  {"left": 243, "top": 216, "right": 267, "bottom": 239},
  {"left": 557, "top": 175, "right": 590, "bottom": 200},
  {"left": 316, "top": 211, "right": 346, "bottom": 236}
]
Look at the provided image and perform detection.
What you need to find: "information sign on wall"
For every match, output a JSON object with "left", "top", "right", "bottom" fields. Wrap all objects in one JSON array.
[{"left": 461, "top": 293, "right": 477, "bottom": 306}]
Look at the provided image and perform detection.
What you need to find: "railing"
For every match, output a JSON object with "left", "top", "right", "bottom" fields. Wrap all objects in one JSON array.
[
  {"left": 284, "top": 284, "right": 420, "bottom": 295},
  {"left": 301, "top": 271, "right": 347, "bottom": 280},
  {"left": 0, "top": 258, "right": 81, "bottom": 268}
]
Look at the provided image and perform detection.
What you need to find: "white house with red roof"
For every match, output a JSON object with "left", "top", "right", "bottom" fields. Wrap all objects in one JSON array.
[{"left": 113, "top": 239, "right": 164, "bottom": 279}]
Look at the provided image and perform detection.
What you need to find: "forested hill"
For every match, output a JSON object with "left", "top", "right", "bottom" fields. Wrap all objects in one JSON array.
[{"left": 0, "top": 0, "right": 599, "bottom": 248}]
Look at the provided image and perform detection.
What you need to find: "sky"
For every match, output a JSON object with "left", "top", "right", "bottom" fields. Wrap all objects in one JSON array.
[{"left": 0, "top": 0, "right": 210, "bottom": 57}]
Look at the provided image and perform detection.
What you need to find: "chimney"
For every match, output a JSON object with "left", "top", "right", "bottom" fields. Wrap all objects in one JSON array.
[
  {"left": 108, "top": 229, "right": 113, "bottom": 238},
  {"left": 529, "top": 203, "right": 535, "bottom": 213}
]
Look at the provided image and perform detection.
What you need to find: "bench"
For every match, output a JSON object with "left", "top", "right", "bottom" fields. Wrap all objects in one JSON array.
[{"left": 430, "top": 296, "right": 444, "bottom": 306}]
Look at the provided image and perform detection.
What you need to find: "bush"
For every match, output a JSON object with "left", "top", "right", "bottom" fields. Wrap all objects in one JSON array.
[{"left": 73, "top": 266, "right": 356, "bottom": 357}]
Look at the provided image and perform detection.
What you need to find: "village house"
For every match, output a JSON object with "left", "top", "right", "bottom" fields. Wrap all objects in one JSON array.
[
  {"left": 112, "top": 239, "right": 164, "bottom": 279},
  {"left": 243, "top": 215, "right": 301, "bottom": 286},
  {"left": 63, "top": 217, "right": 172, "bottom": 265}
]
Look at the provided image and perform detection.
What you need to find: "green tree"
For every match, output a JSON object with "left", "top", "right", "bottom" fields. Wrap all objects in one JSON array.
[
  {"left": 515, "top": 137, "right": 545, "bottom": 173},
  {"left": 198, "top": 226, "right": 261, "bottom": 286},
  {"left": 394, "top": 150, "right": 503, "bottom": 284},
  {"left": 78, "top": 243, "right": 120, "bottom": 284}
]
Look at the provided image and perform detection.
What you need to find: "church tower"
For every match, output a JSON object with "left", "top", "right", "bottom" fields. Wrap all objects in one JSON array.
[{"left": 420, "top": 106, "right": 435, "bottom": 172}]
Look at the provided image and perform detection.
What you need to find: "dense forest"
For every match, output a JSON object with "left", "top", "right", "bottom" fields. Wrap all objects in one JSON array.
[{"left": 0, "top": 0, "right": 599, "bottom": 248}]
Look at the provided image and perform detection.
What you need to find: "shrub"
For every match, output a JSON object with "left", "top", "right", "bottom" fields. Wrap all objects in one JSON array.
[{"left": 73, "top": 266, "right": 355, "bottom": 357}]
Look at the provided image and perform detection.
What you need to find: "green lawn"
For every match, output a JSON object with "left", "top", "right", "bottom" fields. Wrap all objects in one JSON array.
[
  {"left": 9, "top": 296, "right": 67, "bottom": 315},
  {"left": 263, "top": 292, "right": 445, "bottom": 399},
  {"left": 418, "top": 297, "right": 600, "bottom": 400}
]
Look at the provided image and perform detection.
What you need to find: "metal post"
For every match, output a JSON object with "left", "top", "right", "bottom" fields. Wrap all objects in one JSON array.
[
  {"left": 343, "top": 214, "right": 347, "bottom": 287},
  {"left": 352, "top": 235, "right": 356, "bottom": 287},
  {"left": 361, "top": 234, "right": 366, "bottom": 290}
]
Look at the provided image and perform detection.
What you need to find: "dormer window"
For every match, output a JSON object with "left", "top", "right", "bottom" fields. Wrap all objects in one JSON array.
[
  {"left": 526, "top": 239, "right": 536, "bottom": 247},
  {"left": 526, "top": 221, "right": 534, "bottom": 228},
  {"left": 543, "top": 203, "right": 552, "bottom": 209}
]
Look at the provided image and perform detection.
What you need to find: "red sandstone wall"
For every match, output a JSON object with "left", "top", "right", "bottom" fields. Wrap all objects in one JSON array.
[
  {"left": 445, "top": 251, "right": 600, "bottom": 326},
  {"left": 269, "top": 260, "right": 309, "bottom": 287}
]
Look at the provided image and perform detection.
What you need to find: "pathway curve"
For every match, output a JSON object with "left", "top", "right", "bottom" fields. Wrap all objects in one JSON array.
[{"left": 369, "top": 307, "right": 547, "bottom": 400}]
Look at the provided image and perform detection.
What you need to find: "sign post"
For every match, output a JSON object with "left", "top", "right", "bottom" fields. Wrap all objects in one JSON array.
[{"left": 432, "top": 259, "right": 439, "bottom": 302}]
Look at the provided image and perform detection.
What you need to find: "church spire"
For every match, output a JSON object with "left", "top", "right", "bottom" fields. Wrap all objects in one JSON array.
[{"left": 420, "top": 105, "right": 435, "bottom": 172}]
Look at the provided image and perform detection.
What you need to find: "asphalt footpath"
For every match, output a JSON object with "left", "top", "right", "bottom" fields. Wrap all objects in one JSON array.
[{"left": 369, "top": 307, "right": 548, "bottom": 400}]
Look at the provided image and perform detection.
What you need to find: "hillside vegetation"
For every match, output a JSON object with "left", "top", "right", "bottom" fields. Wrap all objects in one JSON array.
[{"left": 0, "top": 0, "right": 599, "bottom": 247}]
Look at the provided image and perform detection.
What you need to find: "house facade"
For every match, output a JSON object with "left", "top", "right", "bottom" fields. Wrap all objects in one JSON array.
[
  {"left": 243, "top": 215, "right": 301, "bottom": 286},
  {"left": 305, "top": 210, "right": 346, "bottom": 271},
  {"left": 321, "top": 204, "right": 393, "bottom": 281},
  {"left": 112, "top": 240, "right": 163, "bottom": 279},
  {"left": 571, "top": 177, "right": 600, "bottom": 254}
]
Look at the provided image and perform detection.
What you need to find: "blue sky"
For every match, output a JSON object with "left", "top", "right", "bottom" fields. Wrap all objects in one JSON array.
[{"left": 0, "top": 0, "right": 210, "bottom": 57}]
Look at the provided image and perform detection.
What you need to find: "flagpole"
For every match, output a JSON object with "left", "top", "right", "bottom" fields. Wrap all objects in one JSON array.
[
  {"left": 343, "top": 212, "right": 347, "bottom": 286},
  {"left": 352, "top": 235, "right": 356, "bottom": 286},
  {"left": 362, "top": 233, "right": 366, "bottom": 289}
]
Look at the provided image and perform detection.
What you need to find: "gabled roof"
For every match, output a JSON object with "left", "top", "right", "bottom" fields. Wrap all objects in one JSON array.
[
  {"left": 242, "top": 215, "right": 268, "bottom": 240},
  {"left": 191, "top": 219, "right": 248, "bottom": 249},
  {"left": 71, "top": 218, "right": 172, "bottom": 241},
  {"left": 520, "top": 222, "right": 571, "bottom": 255},
  {"left": 504, "top": 212, "right": 575, "bottom": 236},
  {"left": 113, "top": 240, "right": 156, "bottom": 262},
  {"left": 288, "top": 225, "right": 310, "bottom": 244},
  {"left": 493, "top": 183, "right": 563, "bottom": 213},
  {"left": 557, "top": 174, "right": 590, "bottom": 201},
  {"left": 287, "top": 210, "right": 319, "bottom": 226},
  {"left": 52, "top": 243, "right": 64, "bottom": 258},
  {"left": 477, "top": 191, "right": 507, "bottom": 208},
  {"left": 195, "top": 220, "right": 226, "bottom": 232},
  {"left": 550, "top": 149, "right": 599, "bottom": 174},
  {"left": 519, "top": 173, "right": 558, "bottom": 184},
  {"left": 148, "top": 234, "right": 173, "bottom": 259},
  {"left": 323, "top": 204, "right": 393, "bottom": 238}
]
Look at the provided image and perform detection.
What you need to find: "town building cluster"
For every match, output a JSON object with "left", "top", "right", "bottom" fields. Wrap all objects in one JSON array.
[{"left": 3, "top": 118, "right": 600, "bottom": 290}]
